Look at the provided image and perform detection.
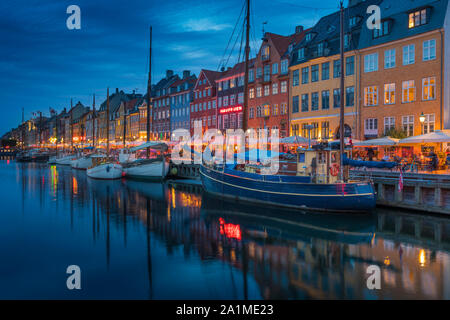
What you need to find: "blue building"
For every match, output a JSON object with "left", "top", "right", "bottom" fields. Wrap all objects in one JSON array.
[{"left": 169, "top": 70, "right": 197, "bottom": 135}]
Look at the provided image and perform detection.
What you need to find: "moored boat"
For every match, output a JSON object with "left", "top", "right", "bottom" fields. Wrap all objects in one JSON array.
[
  {"left": 86, "top": 156, "right": 123, "bottom": 179},
  {"left": 55, "top": 154, "right": 76, "bottom": 165},
  {"left": 200, "top": 147, "right": 376, "bottom": 213}
]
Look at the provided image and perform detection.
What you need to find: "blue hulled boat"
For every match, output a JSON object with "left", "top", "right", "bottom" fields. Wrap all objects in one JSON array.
[{"left": 200, "top": 148, "right": 376, "bottom": 213}]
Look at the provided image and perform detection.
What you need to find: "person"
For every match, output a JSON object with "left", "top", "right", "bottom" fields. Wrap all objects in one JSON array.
[
  {"left": 367, "top": 147, "right": 375, "bottom": 161},
  {"left": 429, "top": 151, "right": 438, "bottom": 171}
]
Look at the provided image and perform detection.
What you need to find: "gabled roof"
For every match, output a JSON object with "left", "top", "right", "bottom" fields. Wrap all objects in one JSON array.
[
  {"left": 358, "top": 0, "right": 449, "bottom": 49},
  {"left": 196, "top": 69, "right": 224, "bottom": 88},
  {"left": 99, "top": 90, "right": 141, "bottom": 116},
  {"left": 291, "top": 0, "right": 382, "bottom": 66},
  {"left": 217, "top": 58, "right": 256, "bottom": 80}
]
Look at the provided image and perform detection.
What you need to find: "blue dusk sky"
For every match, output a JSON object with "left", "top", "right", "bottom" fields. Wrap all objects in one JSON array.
[{"left": 0, "top": 0, "right": 342, "bottom": 134}]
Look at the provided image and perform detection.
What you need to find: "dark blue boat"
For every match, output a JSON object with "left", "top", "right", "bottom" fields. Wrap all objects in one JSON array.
[{"left": 200, "top": 161, "right": 376, "bottom": 213}]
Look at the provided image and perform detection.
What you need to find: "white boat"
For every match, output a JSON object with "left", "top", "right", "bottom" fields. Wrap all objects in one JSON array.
[
  {"left": 71, "top": 154, "right": 102, "bottom": 170},
  {"left": 55, "top": 154, "right": 76, "bottom": 165},
  {"left": 123, "top": 158, "right": 169, "bottom": 180},
  {"left": 121, "top": 141, "right": 169, "bottom": 180},
  {"left": 119, "top": 148, "right": 136, "bottom": 164},
  {"left": 86, "top": 156, "right": 123, "bottom": 180},
  {"left": 48, "top": 156, "right": 57, "bottom": 164}
]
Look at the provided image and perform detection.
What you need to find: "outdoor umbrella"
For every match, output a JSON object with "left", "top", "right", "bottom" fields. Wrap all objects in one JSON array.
[
  {"left": 398, "top": 130, "right": 450, "bottom": 144},
  {"left": 354, "top": 136, "right": 399, "bottom": 147},
  {"left": 280, "top": 135, "right": 310, "bottom": 145}
]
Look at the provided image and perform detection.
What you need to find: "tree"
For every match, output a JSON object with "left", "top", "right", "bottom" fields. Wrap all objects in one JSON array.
[{"left": 384, "top": 128, "right": 407, "bottom": 139}]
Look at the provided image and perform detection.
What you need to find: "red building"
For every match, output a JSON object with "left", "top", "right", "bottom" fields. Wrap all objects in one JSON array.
[
  {"left": 247, "top": 27, "right": 308, "bottom": 137},
  {"left": 190, "top": 69, "right": 223, "bottom": 135},
  {"left": 216, "top": 60, "right": 255, "bottom": 131}
]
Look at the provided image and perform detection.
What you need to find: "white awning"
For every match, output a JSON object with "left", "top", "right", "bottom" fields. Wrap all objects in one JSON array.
[
  {"left": 354, "top": 136, "right": 399, "bottom": 147},
  {"left": 399, "top": 130, "right": 450, "bottom": 144}
]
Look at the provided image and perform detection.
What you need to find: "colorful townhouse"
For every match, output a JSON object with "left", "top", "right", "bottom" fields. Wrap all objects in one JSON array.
[
  {"left": 247, "top": 27, "right": 308, "bottom": 138},
  {"left": 216, "top": 60, "right": 255, "bottom": 131},
  {"left": 358, "top": 0, "right": 450, "bottom": 144},
  {"left": 152, "top": 70, "right": 180, "bottom": 140},
  {"left": 190, "top": 69, "right": 223, "bottom": 135},
  {"left": 169, "top": 70, "right": 196, "bottom": 135},
  {"left": 289, "top": 0, "right": 380, "bottom": 141}
]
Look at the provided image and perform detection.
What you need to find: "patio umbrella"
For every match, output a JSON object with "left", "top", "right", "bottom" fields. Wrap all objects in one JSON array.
[
  {"left": 398, "top": 130, "right": 450, "bottom": 144},
  {"left": 354, "top": 136, "right": 399, "bottom": 147},
  {"left": 280, "top": 135, "right": 310, "bottom": 145}
]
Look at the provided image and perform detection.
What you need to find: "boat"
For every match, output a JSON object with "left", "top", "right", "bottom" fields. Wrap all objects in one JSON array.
[
  {"left": 55, "top": 154, "right": 76, "bottom": 165},
  {"left": 200, "top": 146, "right": 376, "bottom": 213},
  {"left": 86, "top": 155, "right": 122, "bottom": 179},
  {"left": 121, "top": 142, "right": 169, "bottom": 181}
]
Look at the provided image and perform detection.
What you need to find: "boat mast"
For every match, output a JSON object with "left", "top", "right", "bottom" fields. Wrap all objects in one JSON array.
[
  {"left": 92, "top": 94, "right": 96, "bottom": 148},
  {"left": 339, "top": 1, "right": 346, "bottom": 182},
  {"left": 146, "top": 26, "right": 152, "bottom": 158},
  {"left": 242, "top": 0, "right": 250, "bottom": 132},
  {"left": 70, "top": 98, "right": 73, "bottom": 152},
  {"left": 21, "top": 107, "right": 24, "bottom": 150},
  {"left": 106, "top": 88, "right": 110, "bottom": 156},
  {"left": 123, "top": 102, "right": 127, "bottom": 148}
]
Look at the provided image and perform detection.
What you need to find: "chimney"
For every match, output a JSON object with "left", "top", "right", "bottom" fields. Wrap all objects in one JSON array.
[
  {"left": 166, "top": 70, "right": 174, "bottom": 79},
  {"left": 183, "top": 70, "right": 190, "bottom": 79},
  {"left": 115, "top": 88, "right": 119, "bottom": 94},
  {"left": 295, "top": 25, "right": 304, "bottom": 34},
  {"left": 220, "top": 67, "right": 225, "bottom": 72}
]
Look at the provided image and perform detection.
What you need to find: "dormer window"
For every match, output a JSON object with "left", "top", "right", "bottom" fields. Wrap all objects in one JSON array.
[
  {"left": 349, "top": 16, "right": 361, "bottom": 28},
  {"left": 317, "top": 42, "right": 324, "bottom": 56},
  {"left": 288, "top": 44, "right": 293, "bottom": 53},
  {"left": 327, "top": 25, "right": 336, "bottom": 33},
  {"left": 305, "top": 33, "right": 313, "bottom": 41},
  {"left": 261, "top": 45, "right": 270, "bottom": 60},
  {"left": 373, "top": 20, "right": 390, "bottom": 38},
  {"left": 409, "top": 8, "right": 428, "bottom": 28},
  {"left": 298, "top": 48, "right": 305, "bottom": 60}
]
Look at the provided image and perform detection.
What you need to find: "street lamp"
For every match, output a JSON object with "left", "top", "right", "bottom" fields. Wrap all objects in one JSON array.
[{"left": 419, "top": 112, "right": 425, "bottom": 134}]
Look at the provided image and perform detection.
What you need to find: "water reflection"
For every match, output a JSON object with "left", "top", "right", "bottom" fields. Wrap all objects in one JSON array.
[{"left": 2, "top": 161, "right": 450, "bottom": 299}]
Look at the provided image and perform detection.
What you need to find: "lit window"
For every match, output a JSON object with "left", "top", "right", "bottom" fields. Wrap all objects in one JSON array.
[
  {"left": 364, "top": 86, "right": 378, "bottom": 106},
  {"left": 402, "top": 80, "right": 416, "bottom": 103},
  {"left": 422, "top": 77, "right": 436, "bottom": 101},
  {"left": 409, "top": 9, "right": 427, "bottom": 28},
  {"left": 384, "top": 83, "right": 395, "bottom": 105}
]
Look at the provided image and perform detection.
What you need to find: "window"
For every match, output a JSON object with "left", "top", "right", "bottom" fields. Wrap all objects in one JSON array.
[
  {"left": 364, "top": 53, "right": 378, "bottom": 72},
  {"left": 311, "top": 65, "right": 319, "bottom": 82},
  {"left": 301, "top": 94, "right": 309, "bottom": 112},
  {"left": 256, "top": 86, "right": 262, "bottom": 97},
  {"left": 264, "top": 85, "right": 270, "bottom": 96},
  {"left": 261, "top": 45, "right": 270, "bottom": 60},
  {"left": 373, "top": 20, "right": 390, "bottom": 38},
  {"left": 322, "top": 90, "right": 330, "bottom": 110},
  {"left": 272, "top": 104, "right": 278, "bottom": 116},
  {"left": 249, "top": 69, "right": 254, "bottom": 82},
  {"left": 346, "top": 86, "right": 354, "bottom": 107},
  {"left": 272, "top": 83, "right": 278, "bottom": 95},
  {"left": 364, "top": 118, "right": 378, "bottom": 135},
  {"left": 321, "top": 121, "right": 330, "bottom": 139},
  {"left": 291, "top": 124, "right": 299, "bottom": 136},
  {"left": 281, "top": 60, "right": 288, "bottom": 74},
  {"left": 318, "top": 42, "right": 324, "bottom": 56},
  {"left": 346, "top": 56, "right": 354, "bottom": 76},
  {"left": 311, "top": 122, "right": 319, "bottom": 139},
  {"left": 422, "top": 114, "right": 435, "bottom": 134},
  {"left": 293, "top": 70, "right": 300, "bottom": 86},
  {"left": 292, "top": 96, "right": 299, "bottom": 113},
  {"left": 403, "top": 45, "right": 415, "bottom": 65},
  {"left": 229, "top": 79, "right": 235, "bottom": 89},
  {"left": 249, "top": 88, "right": 255, "bottom": 99},
  {"left": 238, "top": 93, "right": 244, "bottom": 104},
  {"left": 281, "top": 81, "right": 287, "bottom": 93},
  {"left": 263, "top": 104, "right": 270, "bottom": 117},
  {"left": 349, "top": 16, "right": 359, "bottom": 27},
  {"left": 230, "top": 94, "right": 236, "bottom": 105},
  {"left": 272, "top": 63, "right": 278, "bottom": 74},
  {"left": 301, "top": 67, "right": 309, "bottom": 84},
  {"left": 333, "top": 60, "right": 341, "bottom": 78},
  {"left": 423, "top": 39, "right": 436, "bottom": 61},
  {"left": 264, "top": 65, "right": 271, "bottom": 82},
  {"left": 281, "top": 103, "right": 287, "bottom": 115},
  {"left": 218, "top": 97, "right": 222, "bottom": 108},
  {"left": 344, "top": 34, "right": 351, "bottom": 48},
  {"left": 333, "top": 89, "right": 341, "bottom": 108},
  {"left": 256, "top": 68, "right": 262, "bottom": 78},
  {"left": 402, "top": 80, "right": 415, "bottom": 103},
  {"left": 223, "top": 96, "right": 229, "bottom": 106},
  {"left": 384, "top": 83, "right": 395, "bottom": 105},
  {"left": 311, "top": 92, "right": 319, "bottom": 111},
  {"left": 384, "top": 49, "right": 396, "bottom": 69},
  {"left": 384, "top": 117, "right": 395, "bottom": 134},
  {"left": 409, "top": 9, "right": 427, "bottom": 28},
  {"left": 402, "top": 115, "right": 414, "bottom": 136},
  {"left": 364, "top": 86, "right": 378, "bottom": 106},
  {"left": 322, "top": 62, "right": 330, "bottom": 80},
  {"left": 249, "top": 107, "right": 254, "bottom": 119},
  {"left": 298, "top": 48, "right": 305, "bottom": 60},
  {"left": 422, "top": 77, "right": 436, "bottom": 101}
]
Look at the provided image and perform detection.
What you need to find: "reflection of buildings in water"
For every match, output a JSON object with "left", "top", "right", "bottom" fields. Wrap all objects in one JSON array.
[{"left": 21, "top": 163, "right": 450, "bottom": 299}]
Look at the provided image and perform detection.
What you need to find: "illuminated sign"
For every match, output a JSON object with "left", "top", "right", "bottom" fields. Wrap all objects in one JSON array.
[{"left": 219, "top": 105, "right": 243, "bottom": 114}]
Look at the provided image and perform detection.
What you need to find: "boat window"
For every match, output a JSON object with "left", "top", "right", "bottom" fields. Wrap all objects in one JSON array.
[{"left": 298, "top": 153, "right": 305, "bottom": 163}]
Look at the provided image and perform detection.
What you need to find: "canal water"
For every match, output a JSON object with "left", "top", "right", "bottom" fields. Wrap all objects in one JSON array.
[{"left": 1, "top": 159, "right": 449, "bottom": 299}]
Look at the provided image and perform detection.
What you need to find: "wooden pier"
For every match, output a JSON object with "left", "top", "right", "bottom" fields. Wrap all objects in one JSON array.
[{"left": 351, "top": 170, "right": 450, "bottom": 215}]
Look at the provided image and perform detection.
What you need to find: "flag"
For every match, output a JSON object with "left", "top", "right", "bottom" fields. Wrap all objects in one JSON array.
[{"left": 398, "top": 168, "right": 404, "bottom": 192}]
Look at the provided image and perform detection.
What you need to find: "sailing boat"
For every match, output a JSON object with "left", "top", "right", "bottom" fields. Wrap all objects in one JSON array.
[
  {"left": 121, "top": 27, "right": 170, "bottom": 181},
  {"left": 87, "top": 88, "right": 123, "bottom": 179},
  {"left": 199, "top": 1, "right": 376, "bottom": 212}
]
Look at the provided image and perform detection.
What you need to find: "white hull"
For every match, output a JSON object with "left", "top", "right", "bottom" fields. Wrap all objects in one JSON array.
[
  {"left": 124, "top": 160, "right": 169, "bottom": 180},
  {"left": 48, "top": 156, "right": 57, "bottom": 164},
  {"left": 55, "top": 155, "right": 75, "bottom": 165},
  {"left": 71, "top": 157, "right": 93, "bottom": 170},
  {"left": 87, "top": 163, "right": 123, "bottom": 180}
]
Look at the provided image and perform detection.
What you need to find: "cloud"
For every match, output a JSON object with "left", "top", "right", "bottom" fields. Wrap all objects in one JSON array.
[{"left": 182, "top": 18, "right": 232, "bottom": 32}]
